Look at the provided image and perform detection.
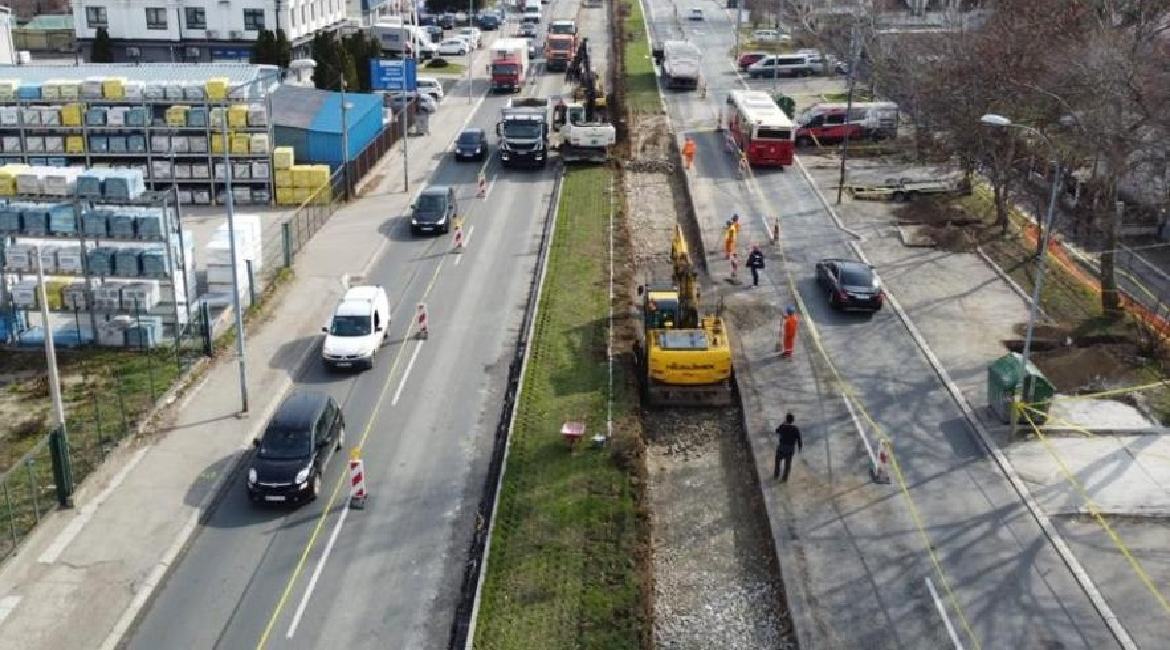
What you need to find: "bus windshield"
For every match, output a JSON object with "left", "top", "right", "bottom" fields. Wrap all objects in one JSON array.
[{"left": 754, "top": 127, "right": 791, "bottom": 141}]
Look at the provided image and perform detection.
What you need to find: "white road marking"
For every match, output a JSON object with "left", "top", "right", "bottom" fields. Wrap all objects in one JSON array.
[
  {"left": 38, "top": 447, "right": 149, "bottom": 564},
  {"left": 841, "top": 394, "right": 877, "bottom": 469},
  {"left": 455, "top": 226, "right": 475, "bottom": 266},
  {"left": 0, "top": 594, "right": 22, "bottom": 626},
  {"left": 925, "top": 576, "right": 965, "bottom": 650},
  {"left": 285, "top": 503, "right": 350, "bottom": 638},
  {"left": 392, "top": 340, "right": 425, "bottom": 406}
]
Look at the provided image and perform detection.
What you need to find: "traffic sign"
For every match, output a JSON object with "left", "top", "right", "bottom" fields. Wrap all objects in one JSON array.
[{"left": 370, "top": 59, "right": 418, "bottom": 92}]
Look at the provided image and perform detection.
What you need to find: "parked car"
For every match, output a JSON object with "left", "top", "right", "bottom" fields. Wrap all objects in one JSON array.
[
  {"left": 383, "top": 91, "right": 437, "bottom": 114},
  {"left": 815, "top": 258, "right": 883, "bottom": 312},
  {"left": 411, "top": 185, "right": 459, "bottom": 235},
  {"left": 458, "top": 26, "right": 483, "bottom": 48},
  {"left": 438, "top": 38, "right": 470, "bottom": 56},
  {"left": 424, "top": 24, "right": 444, "bottom": 42},
  {"left": 321, "top": 285, "right": 390, "bottom": 370},
  {"left": 519, "top": 22, "right": 538, "bottom": 38},
  {"left": 247, "top": 390, "right": 345, "bottom": 505},
  {"left": 737, "top": 51, "right": 768, "bottom": 70},
  {"left": 689, "top": 7, "right": 704, "bottom": 20},
  {"left": 416, "top": 76, "right": 445, "bottom": 101},
  {"left": 454, "top": 128, "right": 488, "bottom": 161},
  {"left": 455, "top": 11, "right": 469, "bottom": 24},
  {"left": 439, "top": 12, "right": 457, "bottom": 29},
  {"left": 752, "top": 29, "right": 791, "bottom": 43},
  {"left": 747, "top": 53, "right": 815, "bottom": 78}
]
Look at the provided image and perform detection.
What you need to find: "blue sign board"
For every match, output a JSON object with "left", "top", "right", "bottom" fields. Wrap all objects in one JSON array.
[{"left": 370, "top": 59, "right": 418, "bottom": 92}]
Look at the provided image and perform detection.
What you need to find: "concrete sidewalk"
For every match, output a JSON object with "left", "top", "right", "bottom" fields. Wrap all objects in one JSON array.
[{"left": 0, "top": 67, "right": 490, "bottom": 649}]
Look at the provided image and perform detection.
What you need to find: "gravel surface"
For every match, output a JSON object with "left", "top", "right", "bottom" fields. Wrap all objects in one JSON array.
[{"left": 625, "top": 116, "right": 794, "bottom": 649}]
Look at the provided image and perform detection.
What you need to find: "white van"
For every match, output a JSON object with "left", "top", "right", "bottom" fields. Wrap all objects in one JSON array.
[
  {"left": 321, "top": 284, "right": 390, "bottom": 370},
  {"left": 746, "top": 53, "right": 815, "bottom": 78}
]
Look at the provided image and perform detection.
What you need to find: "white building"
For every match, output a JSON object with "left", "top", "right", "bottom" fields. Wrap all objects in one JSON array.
[{"left": 71, "top": 0, "right": 350, "bottom": 63}]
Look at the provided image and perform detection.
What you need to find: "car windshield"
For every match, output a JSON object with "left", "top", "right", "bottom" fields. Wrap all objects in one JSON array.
[
  {"left": 458, "top": 132, "right": 481, "bottom": 144},
  {"left": 330, "top": 314, "right": 370, "bottom": 337},
  {"left": 838, "top": 265, "right": 873, "bottom": 286},
  {"left": 493, "top": 63, "right": 519, "bottom": 74},
  {"left": 259, "top": 426, "right": 311, "bottom": 460},
  {"left": 504, "top": 121, "right": 542, "bottom": 138},
  {"left": 416, "top": 193, "right": 446, "bottom": 214}
]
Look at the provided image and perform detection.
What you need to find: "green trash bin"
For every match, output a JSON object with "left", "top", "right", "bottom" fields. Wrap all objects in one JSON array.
[{"left": 988, "top": 353, "right": 1055, "bottom": 425}]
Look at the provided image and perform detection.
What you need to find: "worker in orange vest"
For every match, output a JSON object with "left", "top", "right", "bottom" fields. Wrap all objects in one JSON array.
[
  {"left": 682, "top": 136, "right": 697, "bottom": 169},
  {"left": 780, "top": 305, "right": 799, "bottom": 358},
  {"left": 723, "top": 219, "right": 738, "bottom": 260}
]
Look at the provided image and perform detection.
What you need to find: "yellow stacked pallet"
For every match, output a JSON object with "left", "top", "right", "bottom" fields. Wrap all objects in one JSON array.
[
  {"left": 210, "top": 133, "right": 229, "bottom": 154},
  {"left": 102, "top": 77, "right": 127, "bottom": 99},
  {"left": 65, "top": 135, "right": 85, "bottom": 153},
  {"left": 275, "top": 187, "right": 299, "bottom": 205},
  {"left": 227, "top": 104, "right": 249, "bottom": 128},
  {"left": 311, "top": 185, "right": 332, "bottom": 205},
  {"left": 274, "top": 168, "right": 293, "bottom": 188},
  {"left": 304, "top": 164, "right": 331, "bottom": 189},
  {"left": 205, "top": 77, "right": 230, "bottom": 101},
  {"left": 0, "top": 80, "right": 17, "bottom": 101},
  {"left": 291, "top": 187, "right": 313, "bottom": 204},
  {"left": 60, "top": 103, "right": 83, "bottom": 126},
  {"left": 165, "top": 105, "right": 190, "bottom": 127},
  {"left": 44, "top": 280, "right": 70, "bottom": 310},
  {"left": 229, "top": 133, "right": 251, "bottom": 154},
  {"left": 289, "top": 164, "right": 313, "bottom": 188},
  {"left": 0, "top": 163, "right": 27, "bottom": 195},
  {"left": 272, "top": 146, "right": 295, "bottom": 170}
]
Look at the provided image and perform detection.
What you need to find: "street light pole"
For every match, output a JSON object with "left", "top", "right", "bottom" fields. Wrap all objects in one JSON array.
[
  {"left": 981, "top": 113, "right": 1061, "bottom": 432},
  {"left": 341, "top": 79, "right": 351, "bottom": 199},
  {"left": 468, "top": 0, "right": 474, "bottom": 105},
  {"left": 733, "top": 0, "right": 742, "bottom": 63}
]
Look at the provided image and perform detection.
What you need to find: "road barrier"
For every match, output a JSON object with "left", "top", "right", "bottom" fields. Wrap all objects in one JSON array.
[
  {"left": 416, "top": 303, "right": 429, "bottom": 340},
  {"left": 349, "top": 449, "right": 367, "bottom": 509},
  {"left": 872, "top": 440, "right": 891, "bottom": 484}
]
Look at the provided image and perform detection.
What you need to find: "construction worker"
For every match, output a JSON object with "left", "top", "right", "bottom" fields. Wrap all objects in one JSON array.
[
  {"left": 746, "top": 245, "right": 765, "bottom": 287},
  {"left": 722, "top": 219, "right": 737, "bottom": 260},
  {"left": 730, "top": 213, "right": 741, "bottom": 237},
  {"left": 780, "top": 305, "right": 798, "bottom": 358},
  {"left": 682, "top": 136, "right": 696, "bottom": 170}
]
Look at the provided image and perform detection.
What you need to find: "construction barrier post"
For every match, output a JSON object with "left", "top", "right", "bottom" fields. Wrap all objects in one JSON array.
[
  {"left": 477, "top": 172, "right": 487, "bottom": 198},
  {"left": 453, "top": 222, "right": 465, "bottom": 253},
  {"left": 872, "top": 439, "right": 892, "bottom": 484},
  {"left": 716, "top": 107, "right": 723, "bottom": 131},
  {"left": 416, "top": 303, "right": 429, "bottom": 340},
  {"left": 349, "top": 448, "right": 368, "bottom": 509},
  {"left": 772, "top": 218, "right": 780, "bottom": 245}
]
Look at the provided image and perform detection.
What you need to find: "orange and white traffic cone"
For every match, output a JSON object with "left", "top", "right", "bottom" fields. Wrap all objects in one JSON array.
[
  {"left": 349, "top": 449, "right": 368, "bottom": 509},
  {"left": 453, "top": 222, "right": 465, "bottom": 253},
  {"left": 416, "top": 303, "right": 429, "bottom": 340},
  {"left": 873, "top": 439, "right": 891, "bottom": 484},
  {"left": 477, "top": 172, "right": 487, "bottom": 198}
]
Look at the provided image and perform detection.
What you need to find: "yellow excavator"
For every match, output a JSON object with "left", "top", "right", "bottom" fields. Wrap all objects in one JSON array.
[{"left": 636, "top": 225, "right": 733, "bottom": 406}]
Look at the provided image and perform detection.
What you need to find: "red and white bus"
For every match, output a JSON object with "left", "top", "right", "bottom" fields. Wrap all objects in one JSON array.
[{"left": 727, "top": 90, "right": 795, "bottom": 167}]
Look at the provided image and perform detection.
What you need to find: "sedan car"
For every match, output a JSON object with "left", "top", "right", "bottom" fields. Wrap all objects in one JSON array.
[
  {"left": 247, "top": 390, "right": 344, "bottom": 505},
  {"left": 815, "top": 258, "right": 883, "bottom": 312},
  {"left": 437, "top": 38, "right": 470, "bottom": 56},
  {"left": 689, "top": 8, "right": 704, "bottom": 20},
  {"left": 454, "top": 127, "right": 488, "bottom": 161},
  {"left": 519, "top": 22, "right": 538, "bottom": 38},
  {"left": 416, "top": 76, "right": 445, "bottom": 101}
]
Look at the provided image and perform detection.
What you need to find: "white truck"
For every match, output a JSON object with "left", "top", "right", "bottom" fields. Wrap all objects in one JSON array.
[
  {"left": 321, "top": 283, "right": 390, "bottom": 370},
  {"left": 556, "top": 102, "right": 615, "bottom": 163},
  {"left": 498, "top": 97, "right": 550, "bottom": 168},
  {"left": 490, "top": 38, "right": 531, "bottom": 93},
  {"left": 370, "top": 19, "right": 436, "bottom": 59},
  {"left": 662, "top": 40, "right": 702, "bottom": 90}
]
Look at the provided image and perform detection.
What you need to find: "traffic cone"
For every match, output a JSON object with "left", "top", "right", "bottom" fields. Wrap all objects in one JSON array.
[
  {"left": 416, "top": 303, "right": 429, "bottom": 340},
  {"left": 477, "top": 172, "right": 487, "bottom": 198},
  {"left": 872, "top": 439, "right": 892, "bottom": 484},
  {"left": 349, "top": 449, "right": 368, "bottom": 509},
  {"left": 453, "top": 222, "right": 465, "bottom": 253}
]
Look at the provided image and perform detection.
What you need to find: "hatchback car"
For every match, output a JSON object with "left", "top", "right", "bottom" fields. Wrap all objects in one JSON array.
[
  {"left": 416, "top": 76, "right": 445, "bottom": 101},
  {"left": 454, "top": 128, "right": 488, "bottom": 161},
  {"left": 247, "top": 390, "right": 345, "bottom": 505},
  {"left": 815, "top": 258, "right": 883, "bottom": 312},
  {"left": 737, "top": 51, "right": 768, "bottom": 70},
  {"left": 438, "top": 38, "right": 470, "bottom": 56},
  {"left": 411, "top": 185, "right": 458, "bottom": 235}
]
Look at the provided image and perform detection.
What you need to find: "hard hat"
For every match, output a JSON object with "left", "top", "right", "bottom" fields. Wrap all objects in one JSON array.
[{"left": 786, "top": 305, "right": 796, "bottom": 315}]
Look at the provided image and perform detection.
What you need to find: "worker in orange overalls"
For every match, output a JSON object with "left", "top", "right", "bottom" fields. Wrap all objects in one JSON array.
[
  {"left": 780, "top": 305, "right": 799, "bottom": 358},
  {"left": 722, "top": 219, "right": 738, "bottom": 260},
  {"left": 682, "top": 136, "right": 696, "bottom": 169}
]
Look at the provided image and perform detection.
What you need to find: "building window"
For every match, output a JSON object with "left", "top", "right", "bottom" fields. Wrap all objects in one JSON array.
[
  {"left": 300, "top": 6, "right": 306, "bottom": 24},
  {"left": 85, "top": 6, "right": 107, "bottom": 29},
  {"left": 243, "top": 9, "right": 264, "bottom": 31},
  {"left": 309, "top": 3, "right": 315, "bottom": 21},
  {"left": 145, "top": 7, "right": 168, "bottom": 30},
  {"left": 185, "top": 7, "right": 206, "bottom": 29}
]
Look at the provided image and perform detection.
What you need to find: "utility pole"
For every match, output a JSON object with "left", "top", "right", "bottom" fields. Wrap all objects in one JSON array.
[
  {"left": 220, "top": 107, "right": 248, "bottom": 413},
  {"left": 835, "top": 20, "right": 860, "bottom": 205},
  {"left": 733, "top": 0, "right": 742, "bottom": 63},
  {"left": 468, "top": 0, "right": 474, "bottom": 104},
  {"left": 341, "top": 79, "right": 352, "bottom": 199}
]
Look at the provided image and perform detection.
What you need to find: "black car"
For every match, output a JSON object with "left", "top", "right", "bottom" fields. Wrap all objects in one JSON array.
[
  {"left": 439, "top": 12, "right": 457, "bottom": 29},
  {"left": 454, "top": 128, "right": 488, "bottom": 161},
  {"left": 477, "top": 13, "right": 501, "bottom": 30},
  {"left": 411, "top": 185, "right": 458, "bottom": 235},
  {"left": 418, "top": 13, "right": 436, "bottom": 26},
  {"left": 815, "top": 258, "right": 883, "bottom": 311},
  {"left": 247, "top": 391, "right": 345, "bottom": 505}
]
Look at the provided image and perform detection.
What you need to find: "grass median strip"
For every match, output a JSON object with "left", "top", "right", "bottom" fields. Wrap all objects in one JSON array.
[
  {"left": 473, "top": 166, "right": 646, "bottom": 649},
  {"left": 624, "top": 0, "right": 659, "bottom": 114}
]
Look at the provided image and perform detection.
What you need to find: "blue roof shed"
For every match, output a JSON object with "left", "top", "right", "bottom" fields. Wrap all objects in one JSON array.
[{"left": 271, "top": 85, "right": 384, "bottom": 170}]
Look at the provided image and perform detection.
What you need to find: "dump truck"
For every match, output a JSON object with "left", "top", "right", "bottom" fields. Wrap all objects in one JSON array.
[
  {"left": 635, "top": 225, "right": 734, "bottom": 406},
  {"left": 490, "top": 38, "right": 530, "bottom": 93},
  {"left": 497, "top": 97, "right": 550, "bottom": 168},
  {"left": 662, "top": 40, "right": 702, "bottom": 90}
]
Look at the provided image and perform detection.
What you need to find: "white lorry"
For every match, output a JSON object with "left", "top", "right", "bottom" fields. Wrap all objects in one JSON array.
[
  {"left": 556, "top": 103, "right": 615, "bottom": 162},
  {"left": 321, "top": 283, "right": 390, "bottom": 370},
  {"left": 662, "top": 40, "right": 702, "bottom": 90},
  {"left": 371, "top": 19, "right": 437, "bottom": 59}
]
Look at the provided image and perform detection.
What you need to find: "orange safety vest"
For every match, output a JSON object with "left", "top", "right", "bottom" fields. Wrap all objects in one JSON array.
[{"left": 682, "top": 140, "right": 696, "bottom": 157}]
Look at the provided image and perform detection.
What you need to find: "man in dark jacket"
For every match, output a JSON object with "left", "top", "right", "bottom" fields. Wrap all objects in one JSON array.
[
  {"left": 773, "top": 412, "right": 802, "bottom": 482},
  {"left": 746, "top": 245, "right": 765, "bottom": 287}
]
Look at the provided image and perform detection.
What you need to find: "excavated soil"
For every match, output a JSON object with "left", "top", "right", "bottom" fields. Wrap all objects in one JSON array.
[{"left": 625, "top": 115, "right": 793, "bottom": 649}]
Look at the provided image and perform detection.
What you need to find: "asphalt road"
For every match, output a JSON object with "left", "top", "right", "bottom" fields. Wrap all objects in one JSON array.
[
  {"left": 125, "top": 3, "right": 592, "bottom": 648},
  {"left": 646, "top": 1, "right": 1125, "bottom": 648}
]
